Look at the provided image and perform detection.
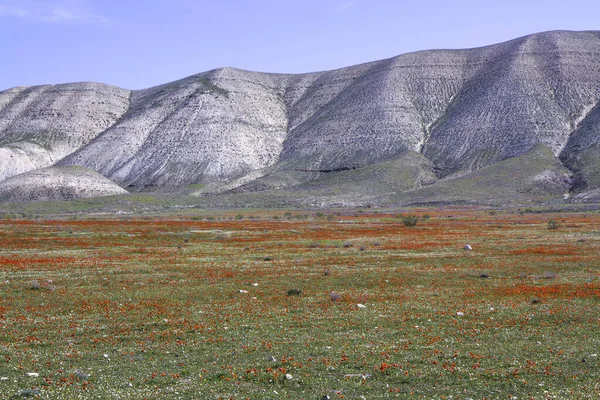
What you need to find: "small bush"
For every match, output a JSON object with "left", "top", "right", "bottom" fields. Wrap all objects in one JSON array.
[
  {"left": 547, "top": 220, "right": 560, "bottom": 229},
  {"left": 402, "top": 215, "right": 419, "bottom": 227},
  {"left": 13, "top": 388, "right": 41, "bottom": 398}
]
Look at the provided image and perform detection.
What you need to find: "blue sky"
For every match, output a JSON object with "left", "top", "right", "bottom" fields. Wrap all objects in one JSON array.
[{"left": 1, "top": 0, "right": 599, "bottom": 90}]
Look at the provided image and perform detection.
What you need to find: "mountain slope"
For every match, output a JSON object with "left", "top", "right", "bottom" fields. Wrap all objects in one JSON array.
[
  {"left": 0, "top": 166, "right": 128, "bottom": 202},
  {"left": 1, "top": 30, "right": 600, "bottom": 204},
  {"left": 0, "top": 83, "right": 130, "bottom": 182}
]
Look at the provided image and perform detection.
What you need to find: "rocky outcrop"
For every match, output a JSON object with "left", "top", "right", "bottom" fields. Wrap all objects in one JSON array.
[
  {"left": 0, "top": 166, "right": 128, "bottom": 202},
  {"left": 1, "top": 30, "right": 600, "bottom": 204}
]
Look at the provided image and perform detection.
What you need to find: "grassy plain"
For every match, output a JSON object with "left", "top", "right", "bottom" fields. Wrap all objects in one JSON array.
[{"left": 0, "top": 209, "right": 599, "bottom": 399}]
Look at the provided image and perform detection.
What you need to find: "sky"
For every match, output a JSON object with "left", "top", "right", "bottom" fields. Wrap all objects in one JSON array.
[{"left": 1, "top": 0, "right": 599, "bottom": 91}]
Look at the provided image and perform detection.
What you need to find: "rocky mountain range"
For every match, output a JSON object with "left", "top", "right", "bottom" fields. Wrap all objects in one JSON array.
[{"left": 1, "top": 30, "right": 600, "bottom": 206}]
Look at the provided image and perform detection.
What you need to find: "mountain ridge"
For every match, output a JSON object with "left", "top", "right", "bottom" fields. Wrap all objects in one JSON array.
[{"left": 1, "top": 30, "right": 600, "bottom": 206}]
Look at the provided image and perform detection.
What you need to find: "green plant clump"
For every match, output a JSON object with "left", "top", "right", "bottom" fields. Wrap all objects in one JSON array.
[
  {"left": 547, "top": 219, "right": 560, "bottom": 229},
  {"left": 402, "top": 215, "right": 419, "bottom": 227}
]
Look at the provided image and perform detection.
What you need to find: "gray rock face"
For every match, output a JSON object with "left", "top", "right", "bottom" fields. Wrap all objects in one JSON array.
[
  {"left": 0, "top": 82, "right": 130, "bottom": 183},
  {"left": 60, "top": 70, "right": 289, "bottom": 188},
  {"left": 1, "top": 30, "right": 600, "bottom": 203},
  {"left": 424, "top": 31, "right": 600, "bottom": 176},
  {"left": 0, "top": 166, "right": 128, "bottom": 202}
]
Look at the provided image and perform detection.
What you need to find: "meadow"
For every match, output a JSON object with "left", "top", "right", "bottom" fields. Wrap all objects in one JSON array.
[{"left": 0, "top": 208, "right": 599, "bottom": 399}]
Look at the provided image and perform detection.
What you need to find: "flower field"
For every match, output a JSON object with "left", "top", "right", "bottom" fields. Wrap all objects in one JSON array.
[{"left": 0, "top": 209, "right": 599, "bottom": 399}]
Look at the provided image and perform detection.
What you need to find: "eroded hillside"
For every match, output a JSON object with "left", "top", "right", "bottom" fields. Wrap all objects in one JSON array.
[{"left": 1, "top": 30, "right": 600, "bottom": 204}]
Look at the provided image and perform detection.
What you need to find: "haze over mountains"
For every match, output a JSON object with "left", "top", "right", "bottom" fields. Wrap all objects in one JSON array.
[{"left": 1, "top": 30, "right": 600, "bottom": 206}]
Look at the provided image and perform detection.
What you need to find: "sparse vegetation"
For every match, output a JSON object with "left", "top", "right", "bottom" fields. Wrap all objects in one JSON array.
[
  {"left": 0, "top": 209, "right": 599, "bottom": 398},
  {"left": 198, "top": 77, "right": 229, "bottom": 98},
  {"left": 401, "top": 215, "right": 419, "bottom": 227},
  {"left": 547, "top": 219, "right": 560, "bottom": 229}
]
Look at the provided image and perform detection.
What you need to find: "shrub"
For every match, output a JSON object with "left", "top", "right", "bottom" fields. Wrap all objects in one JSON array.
[
  {"left": 547, "top": 220, "right": 560, "bottom": 230},
  {"left": 402, "top": 215, "right": 419, "bottom": 227}
]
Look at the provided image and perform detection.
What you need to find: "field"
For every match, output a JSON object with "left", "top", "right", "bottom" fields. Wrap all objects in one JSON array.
[{"left": 0, "top": 209, "right": 599, "bottom": 399}]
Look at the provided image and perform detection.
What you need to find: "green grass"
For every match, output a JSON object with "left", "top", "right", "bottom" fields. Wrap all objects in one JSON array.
[{"left": 0, "top": 209, "right": 599, "bottom": 398}]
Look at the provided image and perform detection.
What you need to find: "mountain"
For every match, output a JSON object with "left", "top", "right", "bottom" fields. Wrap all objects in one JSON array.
[
  {"left": 0, "top": 166, "right": 128, "bottom": 202},
  {"left": 1, "top": 30, "right": 600, "bottom": 206}
]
